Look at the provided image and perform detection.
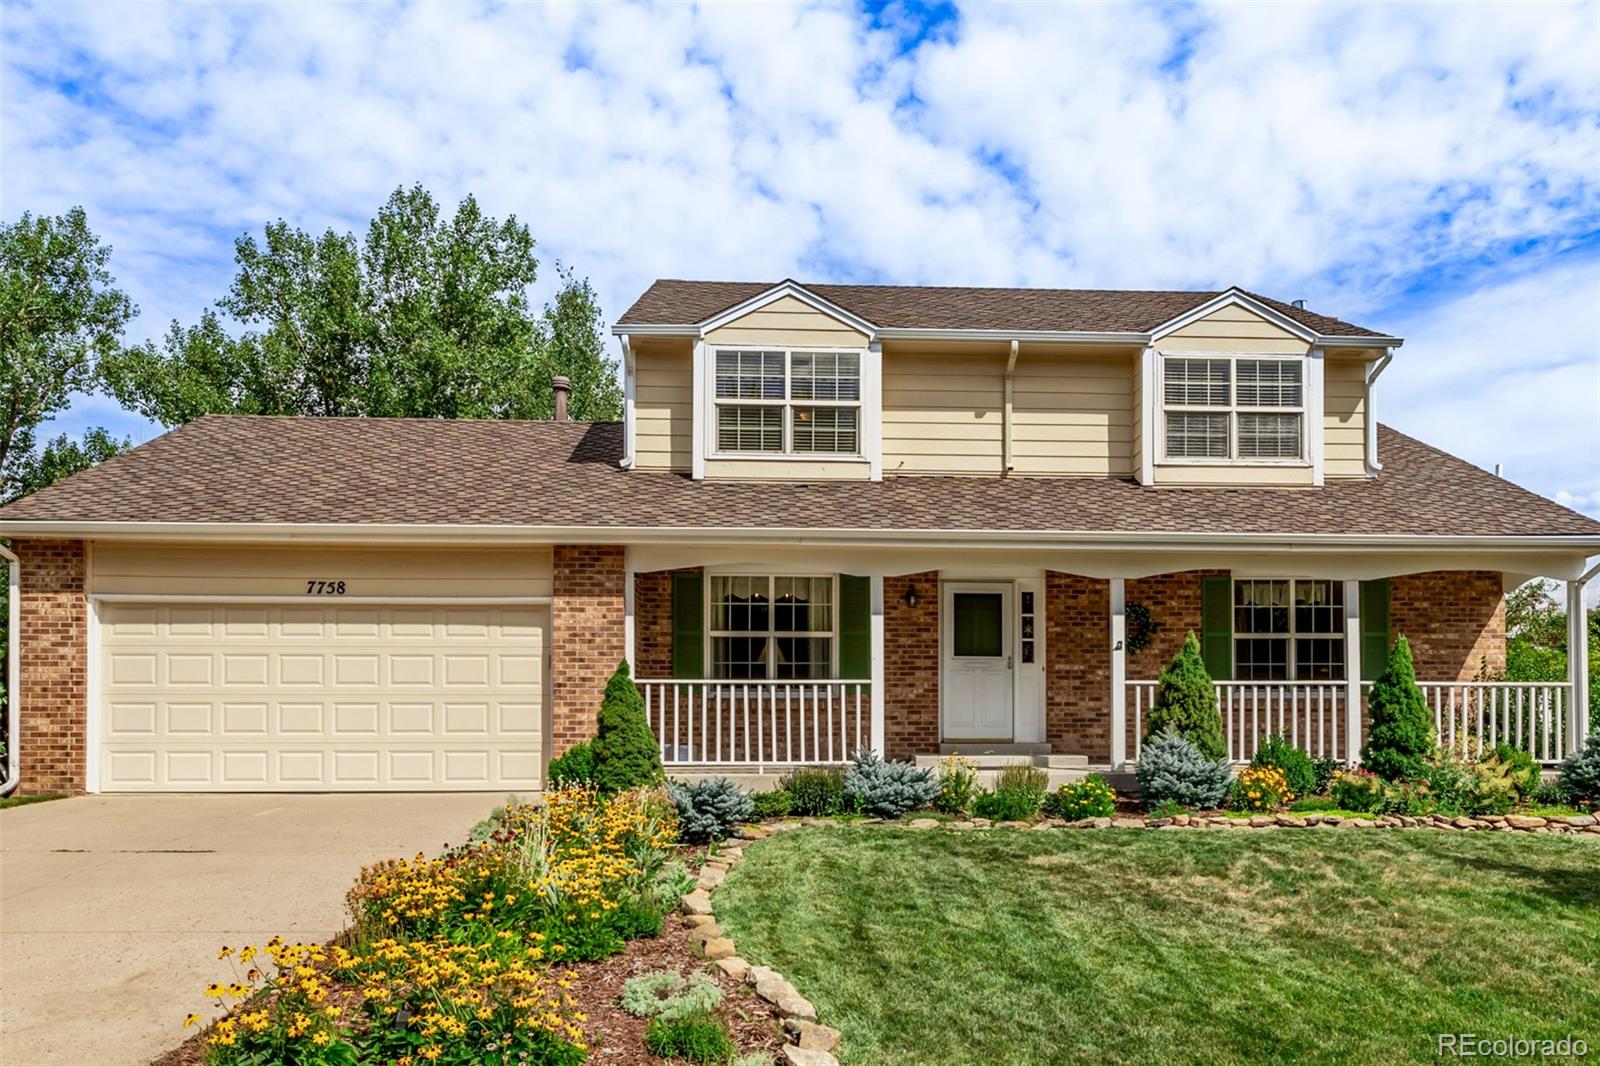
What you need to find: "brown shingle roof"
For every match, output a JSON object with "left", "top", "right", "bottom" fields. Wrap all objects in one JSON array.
[
  {"left": 615, "top": 280, "right": 1393, "bottom": 338},
  {"left": 1, "top": 415, "right": 1592, "bottom": 539}
]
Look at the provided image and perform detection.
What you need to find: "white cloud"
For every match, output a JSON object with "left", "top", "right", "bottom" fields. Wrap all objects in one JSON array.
[{"left": 3, "top": 0, "right": 1597, "bottom": 512}]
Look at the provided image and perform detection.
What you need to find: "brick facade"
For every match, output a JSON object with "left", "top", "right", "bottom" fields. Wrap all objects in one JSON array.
[
  {"left": 13, "top": 539, "right": 88, "bottom": 795},
  {"left": 1391, "top": 570, "right": 1505, "bottom": 680},
  {"left": 883, "top": 572, "right": 939, "bottom": 760},
  {"left": 550, "top": 545, "right": 627, "bottom": 755},
  {"left": 633, "top": 569, "right": 676, "bottom": 680},
  {"left": 1045, "top": 573, "right": 1112, "bottom": 761}
]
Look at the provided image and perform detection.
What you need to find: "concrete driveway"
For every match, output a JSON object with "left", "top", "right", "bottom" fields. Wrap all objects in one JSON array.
[{"left": 1, "top": 792, "right": 497, "bottom": 1066}]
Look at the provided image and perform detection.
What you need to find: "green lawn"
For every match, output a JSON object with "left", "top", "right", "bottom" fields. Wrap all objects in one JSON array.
[
  {"left": 0, "top": 792, "right": 66, "bottom": 810},
  {"left": 714, "top": 827, "right": 1600, "bottom": 1065}
]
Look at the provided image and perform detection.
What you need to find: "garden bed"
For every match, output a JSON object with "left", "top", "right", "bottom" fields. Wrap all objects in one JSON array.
[{"left": 150, "top": 909, "right": 785, "bottom": 1066}]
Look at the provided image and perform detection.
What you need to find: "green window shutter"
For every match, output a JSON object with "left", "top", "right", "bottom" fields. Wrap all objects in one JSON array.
[
  {"left": 1199, "top": 575, "right": 1232, "bottom": 680},
  {"left": 838, "top": 575, "right": 870, "bottom": 680},
  {"left": 1359, "top": 579, "right": 1390, "bottom": 682},
  {"left": 671, "top": 571, "right": 704, "bottom": 679}
]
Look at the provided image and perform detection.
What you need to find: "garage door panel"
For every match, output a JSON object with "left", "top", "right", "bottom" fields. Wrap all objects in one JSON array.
[{"left": 99, "top": 603, "right": 546, "bottom": 792}]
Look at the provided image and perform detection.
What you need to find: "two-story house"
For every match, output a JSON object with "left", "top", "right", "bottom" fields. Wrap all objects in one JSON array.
[{"left": 2, "top": 280, "right": 1596, "bottom": 796}]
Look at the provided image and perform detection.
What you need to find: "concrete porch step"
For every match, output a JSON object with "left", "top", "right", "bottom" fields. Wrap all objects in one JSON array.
[
  {"left": 914, "top": 751, "right": 1091, "bottom": 772},
  {"left": 938, "top": 742, "right": 1052, "bottom": 756}
]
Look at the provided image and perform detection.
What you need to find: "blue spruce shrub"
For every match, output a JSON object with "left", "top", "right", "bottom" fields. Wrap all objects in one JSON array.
[
  {"left": 843, "top": 750, "right": 939, "bottom": 818},
  {"left": 668, "top": 777, "right": 754, "bottom": 844},
  {"left": 1137, "top": 727, "right": 1231, "bottom": 810}
]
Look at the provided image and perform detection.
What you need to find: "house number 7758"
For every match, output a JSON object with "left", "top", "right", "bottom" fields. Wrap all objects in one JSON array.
[{"left": 305, "top": 580, "right": 347, "bottom": 595}]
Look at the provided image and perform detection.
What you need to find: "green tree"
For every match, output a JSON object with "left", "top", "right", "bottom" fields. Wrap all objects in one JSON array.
[
  {"left": 100, "top": 185, "right": 619, "bottom": 425},
  {"left": 590, "top": 661, "right": 663, "bottom": 792},
  {"left": 3, "top": 427, "right": 128, "bottom": 506},
  {"left": 1496, "top": 579, "right": 1599, "bottom": 734},
  {"left": 1145, "top": 632, "right": 1226, "bottom": 761},
  {"left": 1361, "top": 635, "right": 1435, "bottom": 781},
  {"left": 1, "top": 207, "right": 134, "bottom": 499}
]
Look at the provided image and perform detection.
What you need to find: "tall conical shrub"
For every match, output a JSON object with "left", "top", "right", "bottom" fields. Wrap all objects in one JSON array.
[
  {"left": 1145, "top": 632, "right": 1226, "bottom": 761},
  {"left": 1360, "top": 635, "right": 1434, "bottom": 781},
  {"left": 591, "top": 660, "right": 664, "bottom": 792}
]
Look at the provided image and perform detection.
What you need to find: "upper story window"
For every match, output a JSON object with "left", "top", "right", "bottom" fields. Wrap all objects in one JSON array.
[
  {"left": 713, "top": 348, "right": 861, "bottom": 456},
  {"left": 1162, "top": 356, "right": 1304, "bottom": 462}
]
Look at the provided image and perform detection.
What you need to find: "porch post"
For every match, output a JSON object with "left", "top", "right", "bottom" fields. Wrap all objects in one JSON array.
[
  {"left": 1110, "top": 578, "right": 1126, "bottom": 769},
  {"left": 1567, "top": 578, "right": 1589, "bottom": 754},
  {"left": 1343, "top": 579, "right": 1362, "bottom": 764},
  {"left": 869, "top": 575, "right": 886, "bottom": 756},
  {"left": 622, "top": 548, "right": 636, "bottom": 671}
]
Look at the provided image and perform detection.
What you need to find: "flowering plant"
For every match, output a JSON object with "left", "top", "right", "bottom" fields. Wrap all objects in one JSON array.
[
  {"left": 935, "top": 753, "right": 978, "bottom": 814},
  {"left": 188, "top": 938, "right": 356, "bottom": 1065},
  {"left": 1229, "top": 765, "right": 1294, "bottom": 812},
  {"left": 1043, "top": 774, "right": 1117, "bottom": 819}
]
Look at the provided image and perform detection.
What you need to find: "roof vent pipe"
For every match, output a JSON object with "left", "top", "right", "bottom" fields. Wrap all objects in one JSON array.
[
  {"left": 551, "top": 375, "right": 571, "bottom": 422},
  {"left": 1291, "top": 298, "right": 1307, "bottom": 310},
  {"left": 1495, "top": 463, "right": 1503, "bottom": 478}
]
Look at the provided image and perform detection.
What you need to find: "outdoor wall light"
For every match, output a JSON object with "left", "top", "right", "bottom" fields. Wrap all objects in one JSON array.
[{"left": 903, "top": 584, "right": 919, "bottom": 609}]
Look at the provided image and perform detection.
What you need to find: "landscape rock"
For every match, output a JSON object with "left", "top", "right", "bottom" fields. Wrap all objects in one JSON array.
[
  {"left": 715, "top": 956, "right": 750, "bottom": 981},
  {"left": 944, "top": 820, "right": 976, "bottom": 830},
  {"left": 785, "top": 1019, "right": 843, "bottom": 1052},
  {"left": 734, "top": 825, "right": 768, "bottom": 840},
  {"left": 1275, "top": 815, "right": 1308, "bottom": 828},
  {"left": 997, "top": 820, "right": 1030, "bottom": 829},
  {"left": 970, "top": 818, "right": 993, "bottom": 827},
  {"left": 680, "top": 891, "right": 714, "bottom": 916},
  {"left": 1565, "top": 815, "right": 1597, "bottom": 828},
  {"left": 1506, "top": 814, "right": 1547, "bottom": 829},
  {"left": 782, "top": 1046, "right": 839, "bottom": 1066},
  {"left": 1249, "top": 816, "right": 1274, "bottom": 828},
  {"left": 1091, "top": 817, "right": 1114, "bottom": 828},
  {"left": 776, "top": 992, "right": 819, "bottom": 1020},
  {"left": 907, "top": 818, "right": 940, "bottom": 829},
  {"left": 689, "top": 921, "right": 722, "bottom": 943},
  {"left": 702, "top": 937, "right": 737, "bottom": 960},
  {"left": 1112, "top": 818, "right": 1144, "bottom": 829},
  {"left": 683, "top": 913, "right": 717, "bottom": 928}
]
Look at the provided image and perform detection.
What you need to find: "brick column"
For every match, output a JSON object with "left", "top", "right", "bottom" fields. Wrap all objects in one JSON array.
[
  {"left": 1046, "top": 572, "right": 1111, "bottom": 761},
  {"left": 551, "top": 545, "right": 627, "bottom": 755},
  {"left": 13, "top": 540, "right": 88, "bottom": 795},
  {"left": 883, "top": 572, "right": 939, "bottom": 760}
]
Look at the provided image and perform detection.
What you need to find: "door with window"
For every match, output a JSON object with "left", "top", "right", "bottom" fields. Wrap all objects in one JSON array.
[{"left": 941, "top": 582, "right": 1014, "bottom": 740}]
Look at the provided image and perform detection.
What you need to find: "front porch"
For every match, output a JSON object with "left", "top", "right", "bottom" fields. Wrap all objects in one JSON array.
[{"left": 624, "top": 564, "right": 1591, "bottom": 774}]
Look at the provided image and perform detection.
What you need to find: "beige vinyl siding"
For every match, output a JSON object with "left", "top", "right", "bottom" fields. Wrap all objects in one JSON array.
[
  {"left": 1010, "top": 350, "right": 1134, "bottom": 477},
  {"left": 92, "top": 543, "right": 554, "bottom": 599},
  {"left": 1156, "top": 305, "right": 1312, "bottom": 354},
  {"left": 704, "top": 458, "right": 870, "bottom": 481},
  {"left": 1324, "top": 356, "right": 1368, "bottom": 479},
  {"left": 1131, "top": 354, "right": 1145, "bottom": 481},
  {"left": 883, "top": 349, "right": 1004, "bottom": 475},
  {"left": 635, "top": 344, "right": 692, "bottom": 472},
  {"left": 705, "top": 294, "right": 869, "bottom": 347},
  {"left": 1155, "top": 464, "right": 1317, "bottom": 486}
]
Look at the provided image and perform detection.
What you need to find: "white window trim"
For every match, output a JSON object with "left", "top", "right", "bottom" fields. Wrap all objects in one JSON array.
[
  {"left": 704, "top": 345, "right": 867, "bottom": 462},
  {"left": 704, "top": 573, "right": 841, "bottom": 680},
  {"left": 1232, "top": 577, "right": 1346, "bottom": 682},
  {"left": 1157, "top": 351, "right": 1311, "bottom": 467}
]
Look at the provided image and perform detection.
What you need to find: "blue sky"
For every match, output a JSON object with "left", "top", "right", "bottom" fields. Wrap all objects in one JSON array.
[{"left": 3, "top": 0, "right": 1598, "bottom": 517}]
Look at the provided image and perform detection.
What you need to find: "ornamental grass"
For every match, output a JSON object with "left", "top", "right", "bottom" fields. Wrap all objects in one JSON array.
[{"left": 187, "top": 787, "right": 678, "bottom": 1065}]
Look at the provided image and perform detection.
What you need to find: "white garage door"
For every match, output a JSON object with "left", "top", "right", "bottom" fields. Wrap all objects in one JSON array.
[{"left": 97, "top": 602, "right": 546, "bottom": 791}]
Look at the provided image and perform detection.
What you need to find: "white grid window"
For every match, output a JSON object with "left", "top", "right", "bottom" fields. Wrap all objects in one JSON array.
[
  {"left": 1162, "top": 355, "right": 1304, "bottom": 462},
  {"left": 1233, "top": 578, "right": 1344, "bottom": 681},
  {"left": 709, "top": 575, "right": 835, "bottom": 680},
  {"left": 713, "top": 348, "right": 861, "bottom": 457}
]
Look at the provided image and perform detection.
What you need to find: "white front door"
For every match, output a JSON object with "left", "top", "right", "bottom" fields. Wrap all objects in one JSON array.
[{"left": 941, "top": 582, "right": 1014, "bottom": 740}]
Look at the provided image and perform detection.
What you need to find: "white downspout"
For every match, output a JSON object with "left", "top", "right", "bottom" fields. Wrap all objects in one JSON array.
[
  {"left": 1003, "top": 339, "right": 1018, "bottom": 474},
  {"left": 619, "top": 333, "right": 637, "bottom": 470},
  {"left": 1363, "top": 349, "right": 1394, "bottom": 476},
  {"left": 1, "top": 543, "right": 19, "bottom": 796}
]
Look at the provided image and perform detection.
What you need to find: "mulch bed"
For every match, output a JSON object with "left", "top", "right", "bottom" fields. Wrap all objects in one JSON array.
[{"left": 151, "top": 891, "right": 786, "bottom": 1066}]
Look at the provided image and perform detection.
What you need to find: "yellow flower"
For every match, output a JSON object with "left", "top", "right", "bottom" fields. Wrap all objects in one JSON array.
[
  {"left": 312, "top": 1032, "right": 331, "bottom": 1046},
  {"left": 183, "top": 1013, "right": 201, "bottom": 1029}
]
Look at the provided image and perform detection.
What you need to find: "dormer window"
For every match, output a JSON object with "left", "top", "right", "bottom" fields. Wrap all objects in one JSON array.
[
  {"left": 1161, "top": 355, "right": 1304, "bottom": 462},
  {"left": 713, "top": 347, "right": 861, "bottom": 456}
]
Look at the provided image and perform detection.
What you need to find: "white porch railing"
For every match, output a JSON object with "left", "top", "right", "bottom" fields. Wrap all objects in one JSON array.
[
  {"left": 1424, "top": 681, "right": 1570, "bottom": 763},
  {"left": 638, "top": 679, "right": 870, "bottom": 772},
  {"left": 1127, "top": 680, "right": 1574, "bottom": 764}
]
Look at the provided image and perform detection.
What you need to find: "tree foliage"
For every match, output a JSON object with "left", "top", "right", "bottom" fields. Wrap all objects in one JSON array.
[
  {"left": 1497, "top": 579, "right": 1599, "bottom": 733},
  {"left": 0, "top": 207, "right": 134, "bottom": 500},
  {"left": 3, "top": 427, "right": 128, "bottom": 507},
  {"left": 1361, "top": 635, "right": 1435, "bottom": 781},
  {"left": 1145, "top": 632, "right": 1226, "bottom": 761},
  {"left": 100, "top": 185, "right": 619, "bottom": 425}
]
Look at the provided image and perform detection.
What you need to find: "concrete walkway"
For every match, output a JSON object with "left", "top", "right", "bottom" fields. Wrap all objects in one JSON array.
[{"left": 0, "top": 792, "right": 497, "bottom": 1066}]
